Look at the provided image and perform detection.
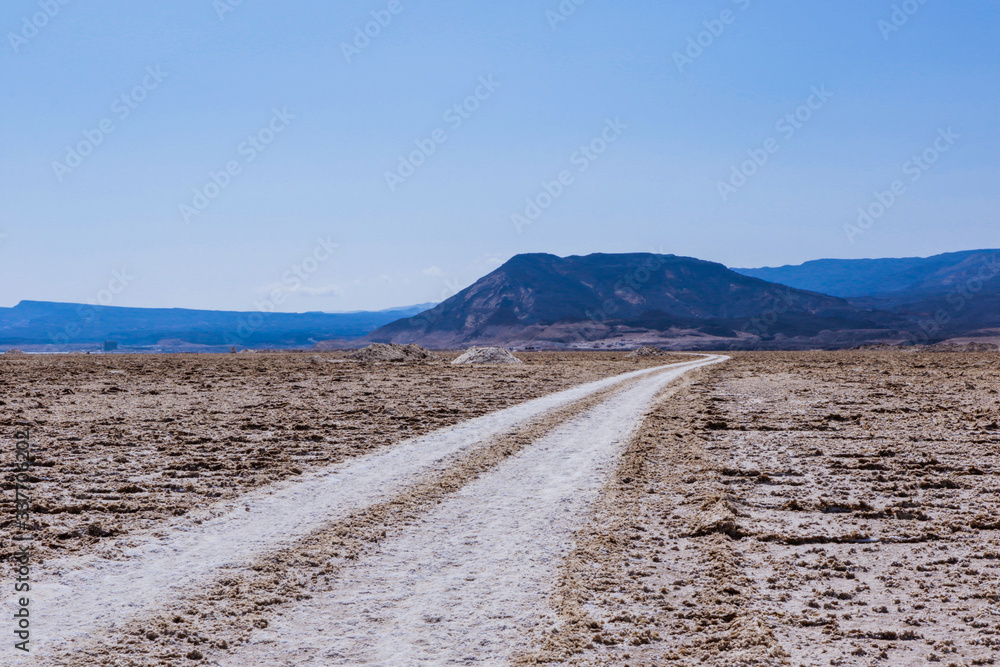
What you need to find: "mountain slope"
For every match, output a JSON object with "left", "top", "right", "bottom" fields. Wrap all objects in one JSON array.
[
  {"left": 366, "top": 253, "right": 893, "bottom": 348},
  {"left": 734, "top": 249, "right": 1000, "bottom": 298},
  {"left": 735, "top": 250, "right": 1000, "bottom": 343}
]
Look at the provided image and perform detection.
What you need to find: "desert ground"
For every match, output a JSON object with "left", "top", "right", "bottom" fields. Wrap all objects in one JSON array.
[{"left": 2, "top": 350, "right": 998, "bottom": 665}]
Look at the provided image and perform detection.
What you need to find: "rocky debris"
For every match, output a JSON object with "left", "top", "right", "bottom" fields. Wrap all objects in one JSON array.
[
  {"left": 627, "top": 346, "right": 666, "bottom": 358},
  {"left": 353, "top": 343, "right": 431, "bottom": 363},
  {"left": 690, "top": 494, "right": 745, "bottom": 539},
  {"left": 451, "top": 347, "right": 523, "bottom": 365}
]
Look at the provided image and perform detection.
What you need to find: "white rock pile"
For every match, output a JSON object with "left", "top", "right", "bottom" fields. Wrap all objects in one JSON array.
[{"left": 451, "top": 346, "right": 523, "bottom": 365}]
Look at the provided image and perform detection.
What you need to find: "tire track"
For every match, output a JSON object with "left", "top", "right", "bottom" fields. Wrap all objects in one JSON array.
[
  {"left": 209, "top": 356, "right": 726, "bottom": 666},
  {"left": 18, "top": 357, "right": 715, "bottom": 663}
]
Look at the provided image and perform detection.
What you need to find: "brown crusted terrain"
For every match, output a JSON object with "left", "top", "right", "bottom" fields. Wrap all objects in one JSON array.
[
  {"left": 5, "top": 350, "right": 999, "bottom": 666},
  {"left": 0, "top": 351, "right": 686, "bottom": 566},
  {"left": 517, "top": 351, "right": 1000, "bottom": 666}
]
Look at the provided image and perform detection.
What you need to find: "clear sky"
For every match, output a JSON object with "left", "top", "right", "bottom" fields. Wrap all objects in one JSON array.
[{"left": 1, "top": 0, "right": 997, "bottom": 312}]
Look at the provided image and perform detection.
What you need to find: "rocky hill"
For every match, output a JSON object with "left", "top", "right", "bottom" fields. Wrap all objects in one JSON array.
[{"left": 366, "top": 253, "right": 900, "bottom": 349}]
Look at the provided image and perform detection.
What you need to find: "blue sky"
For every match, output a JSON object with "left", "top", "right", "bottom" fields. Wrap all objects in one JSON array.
[{"left": 1, "top": 0, "right": 997, "bottom": 311}]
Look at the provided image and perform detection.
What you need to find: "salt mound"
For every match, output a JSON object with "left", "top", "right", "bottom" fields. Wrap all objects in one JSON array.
[
  {"left": 451, "top": 347, "right": 523, "bottom": 365},
  {"left": 353, "top": 343, "right": 430, "bottom": 363},
  {"left": 627, "top": 346, "right": 665, "bottom": 358},
  {"left": 4, "top": 349, "right": 25, "bottom": 356}
]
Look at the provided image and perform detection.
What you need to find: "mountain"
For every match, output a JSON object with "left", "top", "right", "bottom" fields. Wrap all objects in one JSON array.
[
  {"left": 10, "top": 251, "right": 998, "bottom": 353},
  {"left": 734, "top": 249, "right": 1000, "bottom": 298},
  {"left": 847, "top": 252, "right": 1000, "bottom": 343},
  {"left": 0, "top": 301, "right": 433, "bottom": 350},
  {"left": 734, "top": 250, "right": 1000, "bottom": 344},
  {"left": 366, "top": 253, "right": 898, "bottom": 349}
]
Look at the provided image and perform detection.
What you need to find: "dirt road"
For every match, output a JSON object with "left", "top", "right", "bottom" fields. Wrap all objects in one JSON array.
[
  {"left": 20, "top": 355, "right": 724, "bottom": 664},
  {"left": 209, "top": 355, "right": 726, "bottom": 665}
]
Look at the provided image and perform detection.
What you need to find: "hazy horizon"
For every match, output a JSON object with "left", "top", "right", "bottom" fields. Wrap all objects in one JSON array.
[{"left": 4, "top": 245, "right": 1000, "bottom": 314}]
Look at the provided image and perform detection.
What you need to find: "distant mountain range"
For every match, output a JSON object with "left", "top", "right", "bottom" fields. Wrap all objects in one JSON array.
[
  {"left": 5, "top": 250, "right": 999, "bottom": 352},
  {"left": 733, "top": 250, "right": 1000, "bottom": 345},
  {"left": 733, "top": 249, "right": 1000, "bottom": 298},
  {"left": 0, "top": 301, "right": 433, "bottom": 350}
]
